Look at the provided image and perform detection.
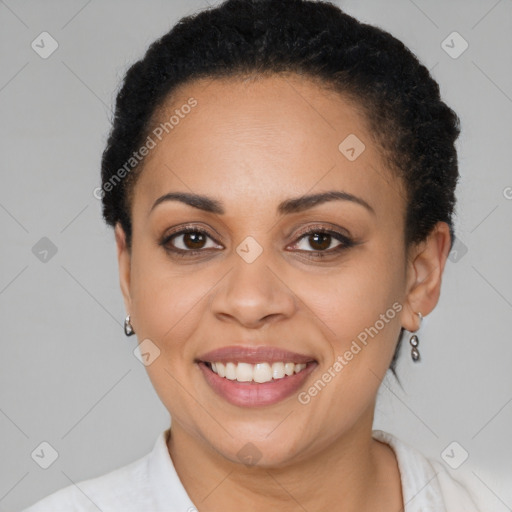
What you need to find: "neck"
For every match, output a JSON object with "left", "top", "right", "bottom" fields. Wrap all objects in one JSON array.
[{"left": 166, "top": 409, "right": 402, "bottom": 511}]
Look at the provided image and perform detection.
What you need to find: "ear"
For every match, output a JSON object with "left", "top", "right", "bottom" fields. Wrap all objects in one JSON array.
[
  {"left": 401, "top": 221, "right": 452, "bottom": 331},
  {"left": 114, "top": 222, "right": 132, "bottom": 314}
]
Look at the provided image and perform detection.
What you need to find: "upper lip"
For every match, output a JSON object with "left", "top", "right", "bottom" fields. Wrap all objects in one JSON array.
[{"left": 197, "top": 345, "right": 316, "bottom": 364}]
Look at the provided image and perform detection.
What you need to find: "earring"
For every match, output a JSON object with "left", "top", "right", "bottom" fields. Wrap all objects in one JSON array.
[
  {"left": 124, "top": 314, "right": 135, "bottom": 336},
  {"left": 409, "top": 312, "right": 422, "bottom": 362}
]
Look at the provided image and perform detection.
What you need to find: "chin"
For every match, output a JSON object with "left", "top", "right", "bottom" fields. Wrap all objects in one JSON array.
[{"left": 205, "top": 425, "right": 313, "bottom": 469}]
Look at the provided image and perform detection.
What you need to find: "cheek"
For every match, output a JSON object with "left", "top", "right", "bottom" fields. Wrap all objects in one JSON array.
[
  {"left": 296, "top": 260, "right": 404, "bottom": 420},
  {"left": 129, "top": 243, "right": 181, "bottom": 334},
  {"left": 127, "top": 248, "right": 213, "bottom": 424},
  {"left": 312, "top": 251, "right": 402, "bottom": 324},
  {"left": 131, "top": 264, "right": 208, "bottom": 346},
  {"left": 304, "top": 248, "right": 405, "bottom": 373}
]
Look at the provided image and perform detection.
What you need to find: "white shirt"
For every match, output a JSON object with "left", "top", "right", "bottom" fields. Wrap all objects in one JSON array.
[{"left": 21, "top": 429, "right": 480, "bottom": 512}]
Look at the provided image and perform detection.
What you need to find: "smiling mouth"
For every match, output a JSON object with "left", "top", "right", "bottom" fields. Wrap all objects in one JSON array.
[
  {"left": 195, "top": 345, "right": 318, "bottom": 406},
  {"left": 204, "top": 360, "right": 312, "bottom": 384},
  {"left": 197, "top": 358, "right": 318, "bottom": 407}
]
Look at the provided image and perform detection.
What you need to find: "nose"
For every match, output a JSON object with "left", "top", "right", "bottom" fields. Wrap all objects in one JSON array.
[{"left": 209, "top": 249, "right": 297, "bottom": 329}]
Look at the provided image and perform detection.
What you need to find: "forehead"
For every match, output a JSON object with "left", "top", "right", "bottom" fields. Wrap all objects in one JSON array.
[{"left": 133, "top": 74, "right": 404, "bottom": 219}]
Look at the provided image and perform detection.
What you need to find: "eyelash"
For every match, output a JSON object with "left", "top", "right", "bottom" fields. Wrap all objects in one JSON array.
[{"left": 160, "top": 224, "right": 355, "bottom": 259}]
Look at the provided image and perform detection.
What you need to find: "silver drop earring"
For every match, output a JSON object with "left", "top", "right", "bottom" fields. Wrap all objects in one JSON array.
[
  {"left": 124, "top": 314, "right": 135, "bottom": 336},
  {"left": 409, "top": 312, "right": 422, "bottom": 362}
]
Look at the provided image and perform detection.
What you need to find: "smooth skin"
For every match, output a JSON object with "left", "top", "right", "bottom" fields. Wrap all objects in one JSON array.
[{"left": 114, "top": 73, "right": 451, "bottom": 511}]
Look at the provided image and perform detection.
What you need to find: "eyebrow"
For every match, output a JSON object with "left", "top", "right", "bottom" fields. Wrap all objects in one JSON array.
[{"left": 150, "top": 190, "right": 375, "bottom": 216}]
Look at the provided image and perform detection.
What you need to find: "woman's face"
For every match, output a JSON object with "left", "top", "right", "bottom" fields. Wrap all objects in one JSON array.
[{"left": 116, "top": 74, "right": 435, "bottom": 466}]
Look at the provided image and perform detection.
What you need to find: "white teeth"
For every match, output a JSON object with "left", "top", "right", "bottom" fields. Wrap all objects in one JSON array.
[
  {"left": 208, "top": 361, "right": 308, "bottom": 383},
  {"left": 216, "top": 362, "right": 226, "bottom": 378},
  {"left": 254, "top": 363, "right": 272, "bottom": 383},
  {"left": 272, "top": 362, "right": 285, "bottom": 379},
  {"left": 225, "top": 362, "right": 237, "bottom": 380},
  {"left": 284, "top": 362, "right": 295, "bottom": 376},
  {"left": 236, "top": 362, "right": 253, "bottom": 382}
]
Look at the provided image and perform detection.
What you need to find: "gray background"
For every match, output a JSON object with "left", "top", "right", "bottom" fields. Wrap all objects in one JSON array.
[{"left": 1, "top": 0, "right": 511, "bottom": 510}]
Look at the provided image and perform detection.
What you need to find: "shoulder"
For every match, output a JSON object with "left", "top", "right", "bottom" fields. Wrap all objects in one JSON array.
[
  {"left": 20, "top": 453, "right": 152, "bottom": 512},
  {"left": 372, "top": 430, "right": 481, "bottom": 511},
  {"left": 21, "top": 428, "right": 196, "bottom": 512},
  {"left": 429, "top": 458, "right": 483, "bottom": 511}
]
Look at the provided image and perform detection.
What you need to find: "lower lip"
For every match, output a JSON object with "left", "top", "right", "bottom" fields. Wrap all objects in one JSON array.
[{"left": 198, "top": 361, "right": 317, "bottom": 407}]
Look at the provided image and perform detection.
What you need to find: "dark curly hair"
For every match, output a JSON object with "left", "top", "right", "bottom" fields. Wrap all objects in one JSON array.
[{"left": 99, "top": 0, "right": 461, "bottom": 374}]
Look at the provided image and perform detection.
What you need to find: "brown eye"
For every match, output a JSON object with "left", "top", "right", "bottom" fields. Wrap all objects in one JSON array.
[
  {"left": 307, "top": 232, "right": 332, "bottom": 251},
  {"left": 294, "top": 231, "right": 343, "bottom": 252},
  {"left": 162, "top": 228, "right": 222, "bottom": 254},
  {"left": 289, "top": 226, "right": 355, "bottom": 258},
  {"left": 181, "top": 231, "right": 207, "bottom": 250}
]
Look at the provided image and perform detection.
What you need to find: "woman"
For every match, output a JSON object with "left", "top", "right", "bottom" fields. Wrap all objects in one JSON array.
[{"left": 23, "top": 0, "right": 480, "bottom": 510}]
